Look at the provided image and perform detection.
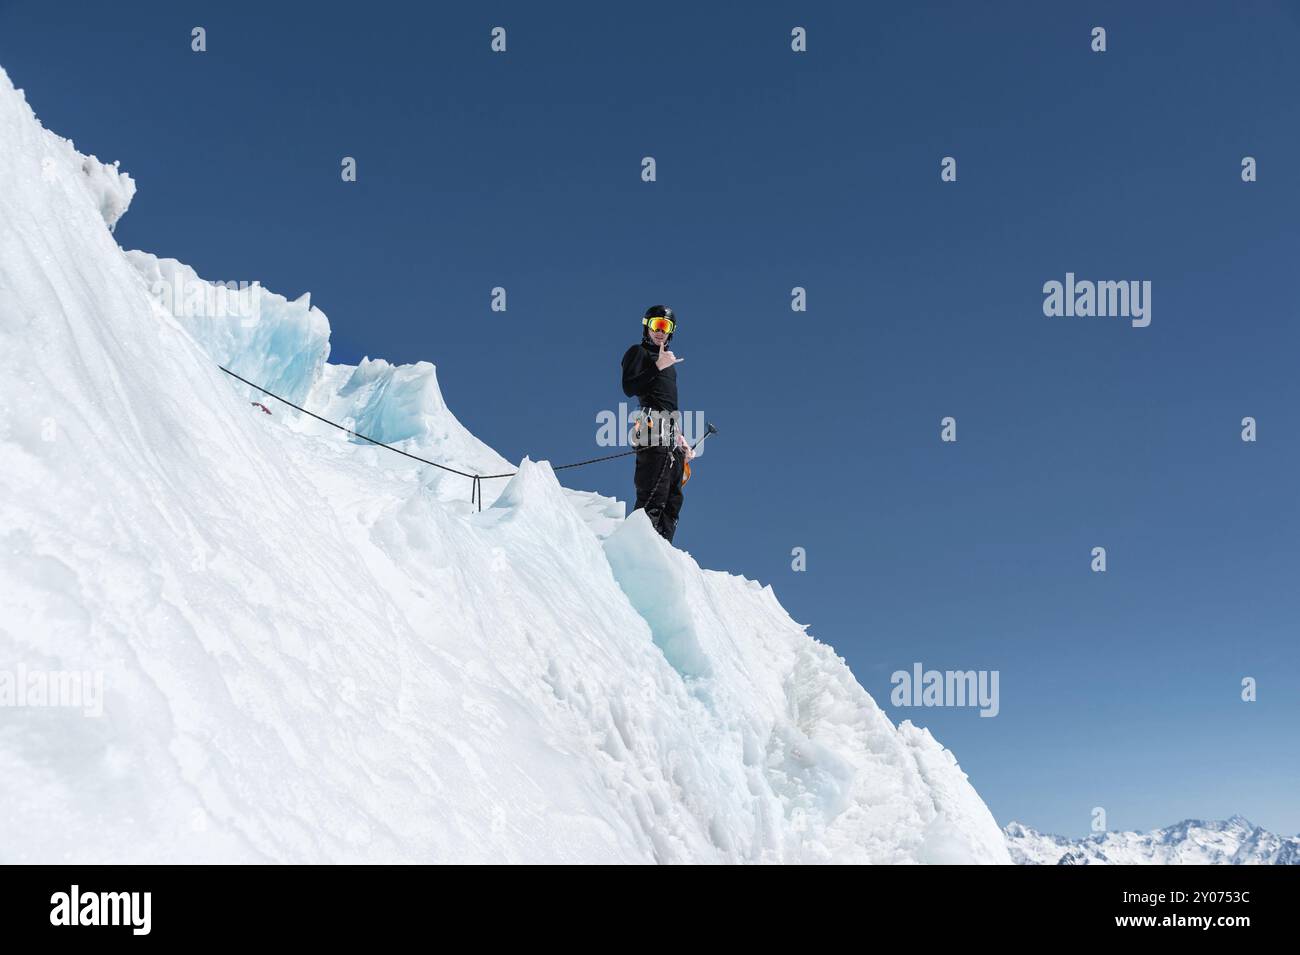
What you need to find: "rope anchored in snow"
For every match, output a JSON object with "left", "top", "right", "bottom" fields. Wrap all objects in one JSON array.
[
  {"left": 218, "top": 365, "right": 717, "bottom": 511},
  {"left": 219, "top": 364, "right": 479, "bottom": 476}
]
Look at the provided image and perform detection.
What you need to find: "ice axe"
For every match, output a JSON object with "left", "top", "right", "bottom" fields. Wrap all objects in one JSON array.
[
  {"left": 691, "top": 421, "right": 719, "bottom": 453},
  {"left": 682, "top": 422, "right": 718, "bottom": 487}
]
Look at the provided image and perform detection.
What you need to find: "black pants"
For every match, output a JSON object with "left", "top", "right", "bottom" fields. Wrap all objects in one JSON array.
[{"left": 633, "top": 445, "right": 684, "bottom": 543}]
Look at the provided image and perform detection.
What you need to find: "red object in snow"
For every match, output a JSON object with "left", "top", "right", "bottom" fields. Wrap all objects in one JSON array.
[{"left": 251, "top": 401, "right": 272, "bottom": 415}]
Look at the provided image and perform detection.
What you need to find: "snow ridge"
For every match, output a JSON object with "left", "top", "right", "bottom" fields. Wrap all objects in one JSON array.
[{"left": 0, "top": 63, "right": 1009, "bottom": 864}]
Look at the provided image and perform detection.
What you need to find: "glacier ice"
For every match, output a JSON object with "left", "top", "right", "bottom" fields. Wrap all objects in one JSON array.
[{"left": 0, "top": 64, "right": 1010, "bottom": 863}]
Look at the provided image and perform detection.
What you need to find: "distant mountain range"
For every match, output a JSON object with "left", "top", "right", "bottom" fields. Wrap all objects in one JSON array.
[{"left": 1005, "top": 816, "right": 1300, "bottom": 864}]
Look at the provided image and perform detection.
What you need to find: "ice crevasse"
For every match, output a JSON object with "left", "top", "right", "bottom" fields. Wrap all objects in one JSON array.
[{"left": 0, "top": 64, "right": 1010, "bottom": 864}]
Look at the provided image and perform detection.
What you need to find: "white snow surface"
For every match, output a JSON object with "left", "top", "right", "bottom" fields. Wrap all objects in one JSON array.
[
  {"left": 0, "top": 65, "right": 1010, "bottom": 864},
  {"left": 1006, "top": 817, "right": 1300, "bottom": 865}
]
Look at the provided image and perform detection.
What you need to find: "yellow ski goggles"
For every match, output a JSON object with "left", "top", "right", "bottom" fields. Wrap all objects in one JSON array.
[{"left": 643, "top": 316, "right": 675, "bottom": 334}]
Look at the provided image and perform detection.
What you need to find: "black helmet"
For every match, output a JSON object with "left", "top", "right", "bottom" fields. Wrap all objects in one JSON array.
[{"left": 642, "top": 304, "right": 676, "bottom": 344}]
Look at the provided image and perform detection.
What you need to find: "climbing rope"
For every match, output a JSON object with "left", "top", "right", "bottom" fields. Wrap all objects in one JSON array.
[{"left": 218, "top": 365, "right": 641, "bottom": 510}]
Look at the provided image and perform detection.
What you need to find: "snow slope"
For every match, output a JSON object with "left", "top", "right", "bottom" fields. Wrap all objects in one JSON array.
[
  {"left": 1005, "top": 817, "right": 1300, "bottom": 865},
  {"left": 0, "top": 64, "right": 1009, "bottom": 864},
  {"left": 123, "top": 249, "right": 625, "bottom": 528}
]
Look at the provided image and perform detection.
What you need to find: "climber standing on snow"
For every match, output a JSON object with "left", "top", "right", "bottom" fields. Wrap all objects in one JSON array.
[{"left": 621, "top": 305, "right": 692, "bottom": 543}]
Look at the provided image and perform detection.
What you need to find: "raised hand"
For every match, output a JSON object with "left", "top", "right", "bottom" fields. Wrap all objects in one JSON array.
[{"left": 655, "top": 341, "right": 683, "bottom": 371}]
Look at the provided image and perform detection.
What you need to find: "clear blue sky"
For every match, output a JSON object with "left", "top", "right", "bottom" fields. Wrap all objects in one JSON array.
[{"left": 3, "top": 0, "right": 1297, "bottom": 839}]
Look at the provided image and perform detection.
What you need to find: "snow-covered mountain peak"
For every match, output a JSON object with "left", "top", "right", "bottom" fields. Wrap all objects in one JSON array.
[
  {"left": 0, "top": 62, "right": 1010, "bottom": 864},
  {"left": 1006, "top": 817, "right": 1299, "bottom": 865}
]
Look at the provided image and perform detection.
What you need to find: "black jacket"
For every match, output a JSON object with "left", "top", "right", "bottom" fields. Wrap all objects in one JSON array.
[{"left": 621, "top": 340, "right": 678, "bottom": 412}]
